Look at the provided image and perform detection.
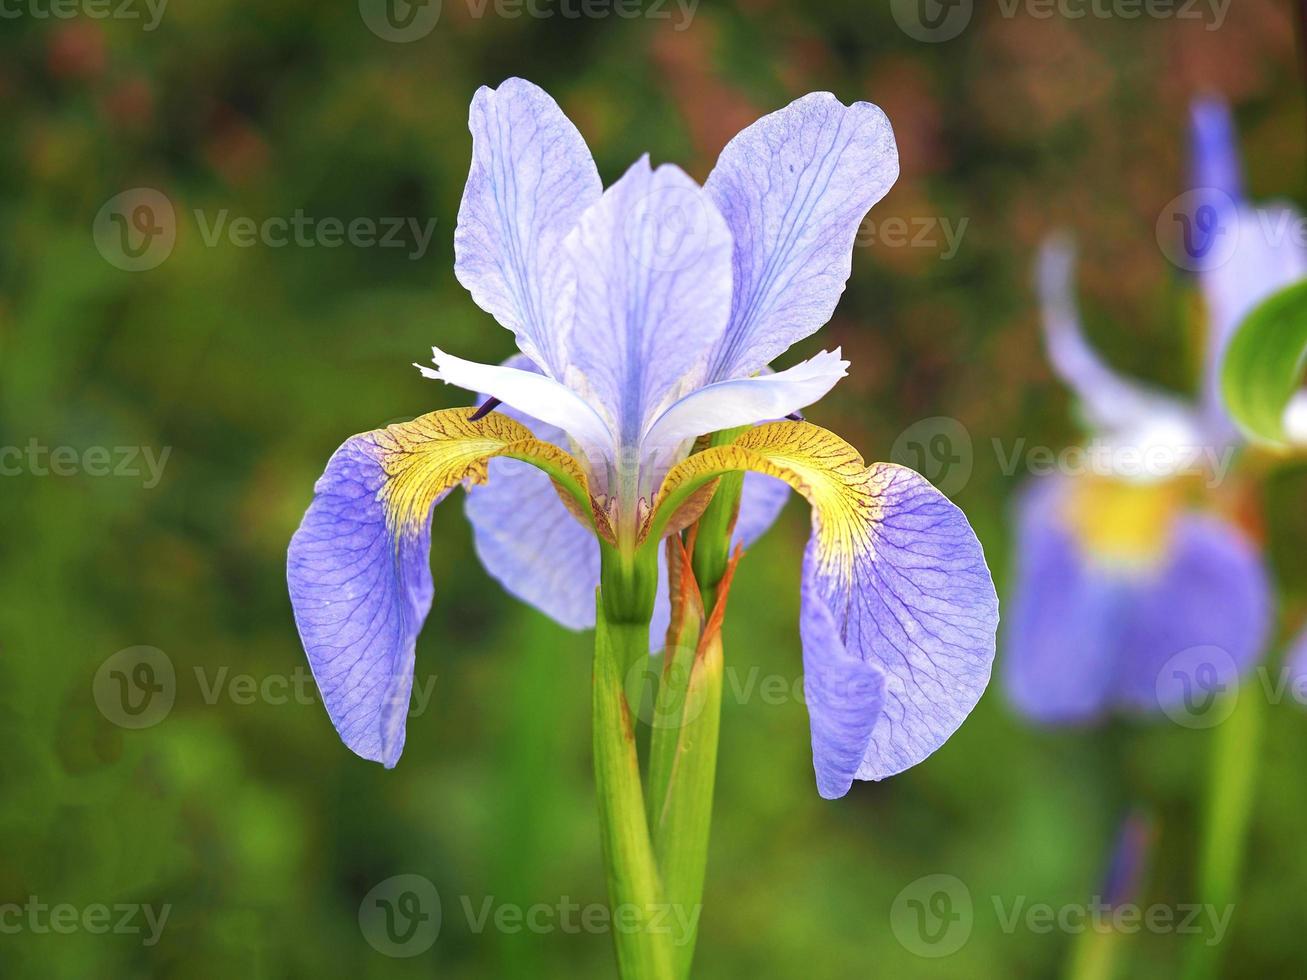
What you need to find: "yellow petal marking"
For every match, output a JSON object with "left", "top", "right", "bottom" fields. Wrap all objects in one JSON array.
[
  {"left": 375, "top": 409, "right": 593, "bottom": 538},
  {"left": 648, "top": 421, "right": 885, "bottom": 586}
]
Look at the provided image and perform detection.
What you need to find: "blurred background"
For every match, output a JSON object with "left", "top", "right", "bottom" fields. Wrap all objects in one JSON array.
[{"left": 3, "top": 0, "right": 1306, "bottom": 976}]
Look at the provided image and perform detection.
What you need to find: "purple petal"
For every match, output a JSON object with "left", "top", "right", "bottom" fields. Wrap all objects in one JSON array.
[
  {"left": 1000, "top": 477, "right": 1270, "bottom": 724},
  {"left": 803, "top": 464, "right": 999, "bottom": 786},
  {"left": 800, "top": 586, "right": 886, "bottom": 800},
  {"left": 467, "top": 456, "right": 601, "bottom": 631},
  {"left": 464, "top": 377, "right": 671, "bottom": 648},
  {"left": 1115, "top": 513, "right": 1271, "bottom": 714},
  {"left": 1190, "top": 97, "right": 1243, "bottom": 205},
  {"left": 733, "top": 471, "right": 790, "bottom": 548},
  {"left": 1001, "top": 479, "right": 1128, "bottom": 724},
  {"left": 566, "top": 156, "right": 734, "bottom": 451},
  {"left": 454, "top": 77, "right": 601, "bottom": 377},
  {"left": 705, "top": 93, "right": 899, "bottom": 381},
  {"left": 287, "top": 435, "right": 436, "bottom": 767},
  {"left": 1038, "top": 236, "right": 1198, "bottom": 440}
]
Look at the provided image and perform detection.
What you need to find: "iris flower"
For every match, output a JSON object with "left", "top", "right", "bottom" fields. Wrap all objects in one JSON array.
[
  {"left": 1003, "top": 98, "right": 1306, "bottom": 723},
  {"left": 287, "top": 78, "right": 998, "bottom": 799}
]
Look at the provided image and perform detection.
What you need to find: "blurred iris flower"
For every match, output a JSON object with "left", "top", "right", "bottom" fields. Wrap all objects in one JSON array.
[
  {"left": 1003, "top": 99, "right": 1307, "bottom": 724},
  {"left": 287, "top": 78, "right": 999, "bottom": 797}
]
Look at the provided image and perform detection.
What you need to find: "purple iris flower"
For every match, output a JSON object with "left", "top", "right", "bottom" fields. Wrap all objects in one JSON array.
[
  {"left": 286, "top": 78, "right": 999, "bottom": 797},
  {"left": 1003, "top": 98, "right": 1307, "bottom": 724}
]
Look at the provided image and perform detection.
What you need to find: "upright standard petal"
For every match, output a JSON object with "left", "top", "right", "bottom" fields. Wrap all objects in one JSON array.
[
  {"left": 1190, "top": 97, "right": 1243, "bottom": 205},
  {"left": 454, "top": 77, "right": 602, "bottom": 376},
  {"left": 1037, "top": 237, "right": 1201, "bottom": 446},
  {"left": 704, "top": 93, "right": 899, "bottom": 381},
  {"left": 650, "top": 422, "right": 999, "bottom": 795},
  {"left": 565, "top": 157, "right": 735, "bottom": 452},
  {"left": 288, "top": 410, "right": 591, "bottom": 766}
]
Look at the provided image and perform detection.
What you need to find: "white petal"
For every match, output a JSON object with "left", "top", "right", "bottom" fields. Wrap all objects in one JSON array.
[
  {"left": 418, "top": 348, "right": 613, "bottom": 459},
  {"left": 640, "top": 349, "right": 849, "bottom": 466}
]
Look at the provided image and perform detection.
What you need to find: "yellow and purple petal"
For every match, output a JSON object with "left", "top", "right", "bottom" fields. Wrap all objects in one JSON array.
[
  {"left": 287, "top": 411, "right": 589, "bottom": 766},
  {"left": 1001, "top": 476, "right": 1271, "bottom": 724},
  {"left": 652, "top": 422, "right": 999, "bottom": 797}
]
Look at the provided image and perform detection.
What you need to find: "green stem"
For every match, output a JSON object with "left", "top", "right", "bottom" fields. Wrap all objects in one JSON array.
[
  {"left": 649, "top": 628, "right": 721, "bottom": 978},
  {"left": 1181, "top": 690, "right": 1263, "bottom": 980},
  {"left": 1064, "top": 928, "right": 1121, "bottom": 980},
  {"left": 593, "top": 608, "right": 676, "bottom": 980}
]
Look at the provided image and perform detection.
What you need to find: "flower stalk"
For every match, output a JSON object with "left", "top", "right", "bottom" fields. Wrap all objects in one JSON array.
[
  {"left": 592, "top": 602, "right": 676, "bottom": 980},
  {"left": 593, "top": 436, "right": 747, "bottom": 979}
]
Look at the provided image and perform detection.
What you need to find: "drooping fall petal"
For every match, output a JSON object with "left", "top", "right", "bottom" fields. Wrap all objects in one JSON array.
[
  {"left": 650, "top": 421, "right": 999, "bottom": 796},
  {"left": 288, "top": 410, "right": 591, "bottom": 766}
]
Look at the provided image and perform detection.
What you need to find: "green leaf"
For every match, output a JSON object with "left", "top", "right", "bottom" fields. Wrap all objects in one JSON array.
[{"left": 1220, "top": 278, "right": 1307, "bottom": 447}]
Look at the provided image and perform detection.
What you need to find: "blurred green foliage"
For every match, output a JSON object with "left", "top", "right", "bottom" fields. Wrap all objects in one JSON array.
[{"left": 2, "top": 1, "right": 1306, "bottom": 977}]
